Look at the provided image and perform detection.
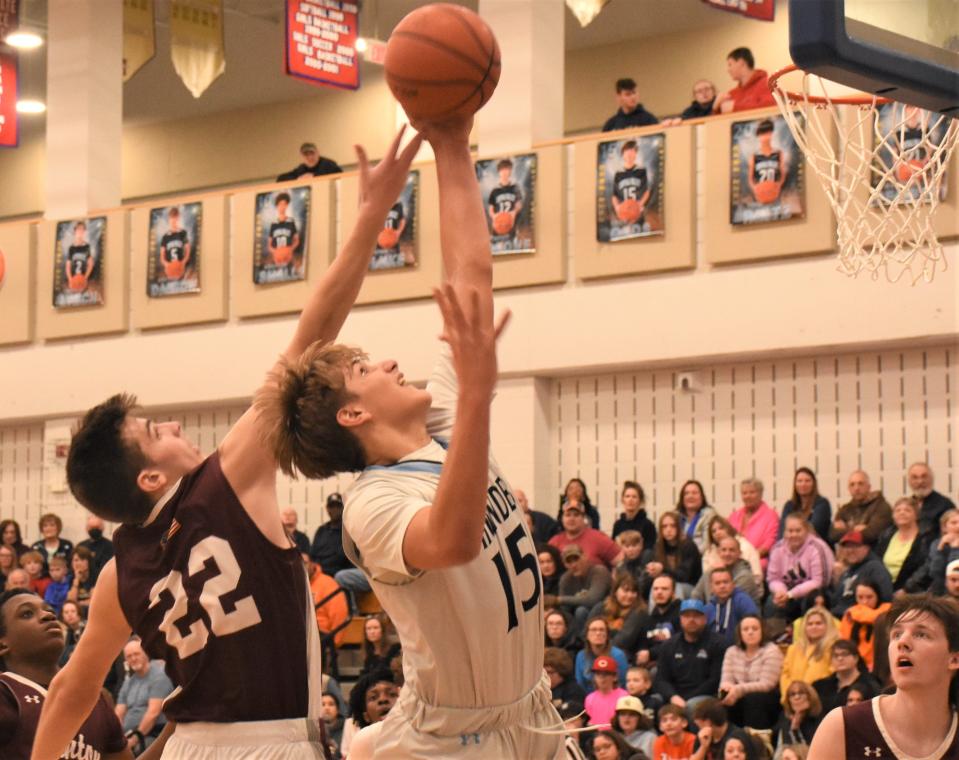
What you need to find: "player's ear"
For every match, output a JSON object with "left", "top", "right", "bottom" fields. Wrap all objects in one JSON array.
[
  {"left": 136, "top": 467, "right": 168, "bottom": 496},
  {"left": 948, "top": 651, "right": 959, "bottom": 672},
  {"left": 336, "top": 403, "right": 371, "bottom": 430}
]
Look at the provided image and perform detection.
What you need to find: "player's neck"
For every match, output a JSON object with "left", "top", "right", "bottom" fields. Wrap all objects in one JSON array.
[
  {"left": 363, "top": 424, "right": 432, "bottom": 466},
  {"left": 7, "top": 658, "right": 57, "bottom": 688},
  {"left": 879, "top": 690, "right": 955, "bottom": 754}
]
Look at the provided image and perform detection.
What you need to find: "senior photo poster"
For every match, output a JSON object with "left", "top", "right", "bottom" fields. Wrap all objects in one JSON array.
[
  {"left": 872, "top": 103, "right": 951, "bottom": 205},
  {"left": 147, "top": 202, "right": 202, "bottom": 297},
  {"left": 475, "top": 153, "right": 536, "bottom": 256},
  {"left": 370, "top": 170, "right": 419, "bottom": 271},
  {"left": 596, "top": 134, "right": 665, "bottom": 243},
  {"left": 53, "top": 217, "right": 106, "bottom": 308},
  {"left": 253, "top": 186, "right": 311, "bottom": 284},
  {"left": 730, "top": 114, "right": 805, "bottom": 225}
]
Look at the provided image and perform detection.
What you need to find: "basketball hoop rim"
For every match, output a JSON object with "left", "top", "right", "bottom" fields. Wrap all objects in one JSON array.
[{"left": 769, "top": 64, "right": 893, "bottom": 108}]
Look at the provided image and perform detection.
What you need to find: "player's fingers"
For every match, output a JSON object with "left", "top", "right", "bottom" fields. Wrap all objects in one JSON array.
[
  {"left": 385, "top": 124, "right": 407, "bottom": 163},
  {"left": 493, "top": 308, "right": 512, "bottom": 341},
  {"left": 443, "top": 283, "right": 468, "bottom": 332},
  {"left": 355, "top": 145, "right": 370, "bottom": 191},
  {"left": 432, "top": 287, "right": 454, "bottom": 330},
  {"left": 398, "top": 132, "right": 424, "bottom": 168}
]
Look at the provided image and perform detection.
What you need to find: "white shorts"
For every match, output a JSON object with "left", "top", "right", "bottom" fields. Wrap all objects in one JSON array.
[
  {"left": 361, "top": 673, "right": 565, "bottom": 759},
  {"left": 161, "top": 717, "right": 327, "bottom": 759}
]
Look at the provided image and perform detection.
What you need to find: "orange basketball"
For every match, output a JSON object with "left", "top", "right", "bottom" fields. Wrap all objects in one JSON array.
[
  {"left": 164, "top": 259, "right": 185, "bottom": 280},
  {"left": 492, "top": 211, "right": 513, "bottom": 235},
  {"left": 754, "top": 180, "right": 781, "bottom": 205},
  {"left": 68, "top": 274, "right": 87, "bottom": 292},
  {"left": 377, "top": 227, "right": 401, "bottom": 250},
  {"left": 896, "top": 158, "right": 925, "bottom": 183},
  {"left": 385, "top": 4, "right": 501, "bottom": 122},
  {"left": 273, "top": 245, "right": 293, "bottom": 266},
  {"left": 617, "top": 198, "right": 641, "bottom": 224}
]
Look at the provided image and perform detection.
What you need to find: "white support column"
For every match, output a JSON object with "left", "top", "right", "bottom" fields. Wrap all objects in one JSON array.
[
  {"left": 44, "top": 1, "right": 123, "bottom": 219},
  {"left": 477, "top": 0, "right": 565, "bottom": 156}
]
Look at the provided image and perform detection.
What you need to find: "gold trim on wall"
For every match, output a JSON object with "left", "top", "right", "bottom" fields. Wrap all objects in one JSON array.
[{"left": 0, "top": 221, "right": 36, "bottom": 346}]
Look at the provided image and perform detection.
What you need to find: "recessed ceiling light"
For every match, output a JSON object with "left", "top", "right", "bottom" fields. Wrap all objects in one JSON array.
[
  {"left": 355, "top": 37, "right": 368, "bottom": 52},
  {"left": 4, "top": 31, "right": 43, "bottom": 49},
  {"left": 16, "top": 100, "right": 46, "bottom": 114}
]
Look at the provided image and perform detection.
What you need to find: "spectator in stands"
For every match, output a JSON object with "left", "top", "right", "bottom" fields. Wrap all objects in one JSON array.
[
  {"left": 766, "top": 514, "right": 833, "bottom": 623},
  {"left": 74, "top": 515, "right": 113, "bottom": 585},
  {"left": 779, "top": 606, "right": 839, "bottom": 702},
  {"left": 303, "top": 553, "right": 348, "bottom": 650},
  {"left": 590, "top": 573, "right": 645, "bottom": 635},
  {"left": 704, "top": 567, "right": 759, "bottom": 645},
  {"left": 551, "top": 543, "right": 613, "bottom": 634},
  {"left": 653, "top": 703, "right": 696, "bottom": 759},
  {"left": 624, "top": 665, "right": 663, "bottom": 719},
  {"left": 690, "top": 698, "right": 760, "bottom": 760},
  {"left": 537, "top": 543, "right": 564, "bottom": 595},
  {"left": 575, "top": 616, "right": 629, "bottom": 693},
  {"left": 838, "top": 580, "right": 890, "bottom": 671},
  {"left": 342, "top": 669, "right": 399, "bottom": 758},
  {"left": 779, "top": 467, "right": 832, "bottom": 542},
  {"left": 0, "top": 519, "right": 28, "bottom": 558},
  {"left": 545, "top": 646, "right": 587, "bottom": 707},
  {"left": 830, "top": 470, "right": 892, "bottom": 545},
  {"left": 550, "top": 502, "right": 622, "bottom": 569},
  {"left": 875, "top": 497, "right": 929, "bottom": 592},
  {"left": 0, "top": 544, "right": 16, "bottom": 591},
  {"left": 613, "top": 530, "right": 652, "bottom": 590},
  {"left": 908, "top": 462, "right": 955, "bottom": 541},
  {"left": 692, "top": 536, "right": 761, "bottom": 605},
  {"left": 602, "top": 77, "right": 658, "bottom": 132},
  {"left": 654, "top": 599, "right": 726, "bottom": 714},
  {"left": 281, "top": 507, "right": 310, "bottom": 555},
  {"left": 19, "top": 551, "right": 49, "bottom": 596},
  {"left": 321, "top": 692, "right": 345, "bottom": 760},
  {"left": 545, "top": 608, "right": 583, "bottom": 659},
  {"left": 59, "top": 600, "right": 86, "bottom": 663},
  {"left": 612, "top": 481, "right": 657, "bottom": 548},
  {"left": 516, "top": 488, "right": 561, "bottom": 543},
  {"left": 558, "top": 698, "right": 590, "bottom": 758},
  {"left": 31, "top": 512, "right": 73, "bottom": 572},
  {"left": 712, "top": 47, "right": 776, "bottom": 115},
  {"left": 276, "top": 141, "right": 342, "bottom": 182},
  {"left": 42, "top": 556, "right": 71, "bottom": 616},
  {"left": 615, "top": 573, "right": 681, "bottom": 666},
  {"left": 719, "top": 615, "right": 783, "bottom": 730},
  {"left": 728, "top": 478, "right": 779, "bottom": 568},
  {"left": 116, "top": 638, "right": 174, "bottom": 754},
  {"left": 811, "top": 639, "right": 879, "bottom": 714},
  {"left": 5, "top": 568, "right": 29, "bottom": 590},
  {"left": 359, "top": 613, "right": 401, "bottom": 677},
  {"left": 942, "top": 558, "right": 959, "bottom": 603},
  {"left": 611, "top": 694, "right": 656, "bottom": 757},
  {"left": 646, "top": 511, "right": 702, "bottom": 596},
  {"left": 773, "top": 681, "right": 822, "bottom": 751},
  {"left": 702, "top": 517, "right": 762, "bottom": 588},
  {"left": 66, "top": 545, "right": 95, "bottom": 612},
  {"left": 827, "top": 530, "right": 894, "bottom": 618},
  {"left": 591, "top": 729, "right": 645, "bottom": 760},
  {"left": 585, "top": 654, "right": 629, "bottom": 726},
  {"left": 676, "top": 480, "right": 717, "bottom": 551},
  {"left": 929, "top": 508, "right": 959, "bottom": 594},
  {"left": 557, "top": 477, "right": 602, "bottom": 530},
  {"left": 664, "top": 79, "right": 717, "bottom": 124},
  {"left": 311, "top": 493, "right": 350, "bottom": 575}
]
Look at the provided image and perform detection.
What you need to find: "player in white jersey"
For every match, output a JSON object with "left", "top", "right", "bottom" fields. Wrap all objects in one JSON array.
[{"left": 257, "top": 115, "right": 566, "bottom": 759}]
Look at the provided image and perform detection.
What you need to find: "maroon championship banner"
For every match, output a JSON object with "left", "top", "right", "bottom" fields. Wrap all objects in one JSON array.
[
  {"left": 0, "top": 52, "right": 17, "bottom": 148},
  {"left": 285, "top": 0, "right": 359, "bottom": 90},
  {"left": 700, "top": 0, "right": 775, "bottom": 22}
]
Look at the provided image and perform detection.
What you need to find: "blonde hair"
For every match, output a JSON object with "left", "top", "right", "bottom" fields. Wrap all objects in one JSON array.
[{"left": 794, "top": 606, "right": 839, "bottom": 661}]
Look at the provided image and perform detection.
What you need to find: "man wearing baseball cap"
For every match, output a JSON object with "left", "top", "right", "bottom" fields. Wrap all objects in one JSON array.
[
  {"left": 652, "top": 599, "right": 727, "bottom": 718},
  {"left": 547, "top": 543, "right": 612, "bottom": 635},
  {"left": 828, "top": 530, "right": 893, "bottom": 618},
  {"left": 549, "top": 502, "right": 623, "bottom": 570},
  {"left": 276, "top": 141, "right": 343, "bottom": 182},
  {"left": 944, "top": 558, "right": 959, "bottom": 603},
  {"left": 584, "top": 655, "right": 628, "bottom": 727}
]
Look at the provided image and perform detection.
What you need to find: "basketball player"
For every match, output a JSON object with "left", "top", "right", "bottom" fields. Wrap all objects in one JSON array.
[
  {"left": 747, "top": 120, "right": 787, "bottom": 205},
  {"left": 611, "top": 140, "right": 650, "bottom": 228},
  {"left": 808, "top": 594, "right": 959, "bottom": 759},
  {"left": 0, "top": 589, "right": 131, "bottom": 760},
  {"left": 371, "top": 200, "right": 408, "bottom": 270},
  {"left": 29, "top": 126, "right": 423, "bottom": 760},
  {"left": 159, "top": 206, "right": 191, "bottom": 281},
  {"left": 894, "top": 105, "right": 931, "bottom": 186},
  {"left": 268, "top": 191, "right": 300, "bottom": 272},
  {"left": 65, "top": 220, "right": 94, "bottom": 292},
  {"left": 256, "top": 115, "right": 565, "bottom": 758},
  {"left": 487, "top": 157, "right": 523, "bottom": 243}
]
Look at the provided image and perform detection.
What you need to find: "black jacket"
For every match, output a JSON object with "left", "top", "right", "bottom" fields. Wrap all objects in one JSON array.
[
  {"left": 276, "top": 157, "right": 342, "bottom": 182},
  {"left": 602, "top": 106, "right": 658, "bottom": 132},
  {"left": 614, "top": 598, "right": 681, "bottom": 663},
  {"left": 918, "top": 490, "right": 956, "bottom": 541},
  {"left": 813, "top": 671, "right": 880, "bottom": 714},
  {"left": 652, "top": 628, "right": 727, "bottom": 701},
  {"left": 680, "top": 100, "right": 715, "bottom": 120},
  {"left": 310, "top": 522, "right": 353, "bottom": 576},
  {"left": 530, "top": 510, "right": 562, "bottom": 543},
  {"left": 874, "top": 525, "right": 932, "bottom": 591},
  {"left": 612, "top": 510, "right": 657, "bottom": 548}
]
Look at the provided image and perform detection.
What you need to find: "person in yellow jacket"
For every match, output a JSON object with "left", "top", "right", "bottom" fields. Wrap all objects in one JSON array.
[
  {"left": 780, "top": 606, "right": 839, "bottom": 703},
  {"left": 837, "top": 581, "right": 891, "bottom": 671}
]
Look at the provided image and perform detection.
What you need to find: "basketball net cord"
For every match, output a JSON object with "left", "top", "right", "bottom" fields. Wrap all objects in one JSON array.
[{"left": 772, "top": 71, "right": 959, "bottom": 284}]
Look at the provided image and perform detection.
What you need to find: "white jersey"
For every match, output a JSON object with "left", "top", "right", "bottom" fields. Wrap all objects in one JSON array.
[{"left": 343, "top": 350, "right": 545, "bottom": 708}]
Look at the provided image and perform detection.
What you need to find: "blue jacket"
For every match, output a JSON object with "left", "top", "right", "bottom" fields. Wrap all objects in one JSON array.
[
  {"left": 574, "top": 646, "right": 630, "bottom": 693},
  {"left": 705, "top": 588, "right": 759, "bottom": 645},
  {"left": 43, "top": 578, "right": 71, "bottom": 615}
]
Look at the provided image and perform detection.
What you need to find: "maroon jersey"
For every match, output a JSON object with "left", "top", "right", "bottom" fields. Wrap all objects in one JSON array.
[
  {"left": 113, "top": 452, "right": 321, "bottom": 723},
  {"left": 0, "top": 672, "right": 126, "bottom": 759},
  {"left": 843, "top": 698, "right": 959, "bottom": 759}
]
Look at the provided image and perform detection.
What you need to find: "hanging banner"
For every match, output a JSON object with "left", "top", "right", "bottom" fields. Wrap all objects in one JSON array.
[
  {"left": 285, "top": 0, "right": 359, "bottom": 91},
  {"left": 565, "top": 0, "right": 610, "bottom": 28},
  {"left": 0, "top": 52, "right": 17, "bottom": 149},
  {"left": 700, "top": 0, "right": 775, "bottom": 22},
  {"left": 123, "top": 0, "right": 156, "bottom": 82},
  {"left": 170, "top": 0, "right": 225, "bottom": 98}
]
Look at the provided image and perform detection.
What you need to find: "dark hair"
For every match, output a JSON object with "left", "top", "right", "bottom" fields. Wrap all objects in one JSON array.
[
  {"left": 593, "top": 729, "right": 634, "bottom": 758},
  {"left": 831, "top": 638, "right": 862, "bottom": 667},
  {"left": 603, "top": 573, "right": 643, "bottom": 622},
  {"left": 790, "top": 467, "right": 821, "bottom": 513},
  {"left": 557, "top": 477, "right": 596, "bottom": 522},
  {"left": 676, "top": 479, "right": 710, "bottom": 516},
  {"left": 38, "top": 513, "right": 63, "bottom": 534},
  {"left": 275, "top": 192, "right": 291, "bottom": 206},
  {"left": 653, "top": 511, "right": 689, "bottom": 567},
  {"left": 657, "top": 702, "right": 687, "bottom": 724},
  {"left": 622, "top": 480, "right": 645, "bottom": 503},
  {"left": 168, "top": 206, "right": 180, "bottom": 217},
  {"left": 611, "top": 707, "right": 653, "bottom": 733},
  {"left": 544, "top": 646, "right": 574, "bottom": 680},
  {"left": 496, "top": 158, "right": 513, "bottom": 171},
  {"left": 72, "top": 545, "right": 93, "bottom": 564},
  {"left": 0, "top": 589, "right": 40, "bottom": 670},
  {"left": 615, "top": 77, "right": 637, "bottom": 92},
  {"left": 67, "top": 393, "right": 153, "bottom": 524},
  {"left": 536, "top": 543, "right": 563, "bottom": 578},
  {"left": 584, "top": 615, "right": 612, "bottom": 655},
  {"left": 348, "top": 668, "right": 395, "bottom": 728},
  {"left": 709, "top": 565, "right": 734, "bottom": 583},
  {"left": 692, "top": 697, "right": 727, "bottom": 726},
  {"left": 727, "top": 46, "right": 755, "bottom": 69},
  {"left": 756, "top": 119, "right": 775, "bottom": 135},
  {"left": 0, "top": 520, "right": 23, "bottom": 547},
  {"left": 888, "top": 593, "right": 959, "bottom": 708},
  {"left": 362, "top": 612, "right": 398, "bottom": 660},
  {"left": 854, "top": 579, "right": 884, "bottom": 606},
  {"left": 74, "top": 220, "right": 87, "bottom": 231},
  {"left": 734, "top": 614, "right": 768, "bottom": 649},
  {"left": 620, "top": 140, "right": 638, "bottom": 155}
]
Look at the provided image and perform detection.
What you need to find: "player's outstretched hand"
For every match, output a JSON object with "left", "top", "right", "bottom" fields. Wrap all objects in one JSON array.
[
  {"left": 433, "top": 283, "right": 510, "bottom": 400},
  {"left": 410, "top": 114, "right": 474, "bottom": 148},
  {"left": 356, "top": 125, "right": 424, "bottom": 216}
]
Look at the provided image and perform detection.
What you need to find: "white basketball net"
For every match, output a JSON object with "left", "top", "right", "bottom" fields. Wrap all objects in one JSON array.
[{"left": 772, "top": 71, "right": 959, "bottom": 284}]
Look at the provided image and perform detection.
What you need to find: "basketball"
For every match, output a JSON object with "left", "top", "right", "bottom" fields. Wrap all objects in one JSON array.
[
  {"left": 385, "top": 3, "right": 501, "bottom": 122},
  {"left": 68, "top": 274, "right": 87, "bottom": 292},
  {"left": 492, "top": 211, "right": 513, "bottom": 235},
  {"left": 895, "top": 158, "right": 926, "bottom": 183},
  {"left": 164, "top": 259, "right": 185, "bottom": 280},
  {"left": 753, "top": 180, "right": 782, "bottom": 205},
  {"left": 273, "top": 245, "right": 293, "bottom": 266},
  {"left": 617, "top": 198, "right": 641, "bottom": 224},
  {"left": 377, "top": 227, "right": 401, "bottom": 250}
]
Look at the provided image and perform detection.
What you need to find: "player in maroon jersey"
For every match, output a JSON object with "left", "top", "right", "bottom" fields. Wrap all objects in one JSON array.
[
  {"left": 30, "top": 127, "right": 423, "bottom": 760},
  {"left": 0, "top": 589, "right": 132, "bottom": 760},
  {"left": 809, "top": 594, "right": 959, "bottom": 760}
]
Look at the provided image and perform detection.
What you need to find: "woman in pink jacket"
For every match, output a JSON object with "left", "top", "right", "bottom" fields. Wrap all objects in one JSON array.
[
  {"left": 729, "top": 477, "right": 780, "bottom": 571},
  {"left": 765, "top": 514, "right": 835, "bottom": 623}
]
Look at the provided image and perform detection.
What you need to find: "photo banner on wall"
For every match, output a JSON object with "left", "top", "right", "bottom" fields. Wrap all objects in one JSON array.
[
  {"left": 596, "top": 135, "right": 665, "bottom": 243},
  {"left": 0, "top": 52, "right": 17, "bottom": 148},
  {"left": 53, "top": 217, "right": 107, "bottom": 309},
  {"left": 872, "top": 104, "right": 950, "bottom": 205},
  {"left": 253, "top": 186, "right": 311, "bottom": 284},
  {"left": 371, "top": 170, "right": 418, "bottom": 271},
  {"left": 285, "top": 0, "right": 359, "bottom": 91},
  {"left": 475, "top": 154, "right": 537, "bottom": 256},
  {"left": 730, "top": 114, "right": 805, "bottom": 225},
  {"left": 147, "top": 202, "right": 202, "bottom": 297}
]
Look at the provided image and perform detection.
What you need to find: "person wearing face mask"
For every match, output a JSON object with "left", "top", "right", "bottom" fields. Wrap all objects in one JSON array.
[{"left": 75, "top": 515, "right": 114, "bottom": 585}]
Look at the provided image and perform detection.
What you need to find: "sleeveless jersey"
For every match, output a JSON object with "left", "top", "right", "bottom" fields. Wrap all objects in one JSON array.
[
  {"left": 269, "top": 218, "right": 298, "bottom": 249},
  {"left": 488, "top": 184, "right": 522, "bottom": 215},
  {"left": 161, "top": 229, "right": 189, "bottom": 262},
  {"left": 0, "top": 672, "right": 126, "bottom": 759},
  {"left": 752, "top": 151, "right": 782, "bottom": 184},
  {"left": 343, "top": 349, "right": 545, "bottom": 708},
  {"left": 113, "top": 452, "right": 323, "bottom": 723},
  {"left": 384, "top": 202, "right": 405, "bottom": 232},
  {"left": 613, "top": 166, "right": 649, "bottom": 202},
  {"left": 843, "top": 698, "right": 959, "bottom": 759},
  {"left": 67, "top": 244, "right": 92, "bottom": 276}
]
